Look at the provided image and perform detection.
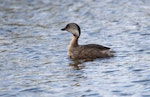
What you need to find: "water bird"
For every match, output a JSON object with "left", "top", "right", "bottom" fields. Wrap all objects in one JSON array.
[{"left": 61, "top": 23, "right": 114, "bottom": 60}]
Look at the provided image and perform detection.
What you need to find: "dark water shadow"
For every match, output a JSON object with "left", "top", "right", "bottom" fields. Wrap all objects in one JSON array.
[{"left": 68, "top": 59, "right": 94, "bottom": 70}]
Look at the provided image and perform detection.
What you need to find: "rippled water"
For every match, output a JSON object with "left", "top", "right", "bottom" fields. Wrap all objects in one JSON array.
[{"left": 0, "top": 0, "right": 150, "bottom": 97}]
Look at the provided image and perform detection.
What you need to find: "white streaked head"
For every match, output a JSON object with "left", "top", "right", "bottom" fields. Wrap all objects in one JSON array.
[{"left": 61, "top": 23, "right": 81, "bottom": 37}]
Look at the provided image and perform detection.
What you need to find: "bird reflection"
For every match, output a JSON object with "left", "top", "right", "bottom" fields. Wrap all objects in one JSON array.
[{"left": 69, "top": 59, "right": 94, "bottom": 70}]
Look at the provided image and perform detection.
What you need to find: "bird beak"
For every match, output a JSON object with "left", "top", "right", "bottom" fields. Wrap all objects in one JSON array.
[{"left": 61, "top": 28, "right": 66, "bottom": 31}]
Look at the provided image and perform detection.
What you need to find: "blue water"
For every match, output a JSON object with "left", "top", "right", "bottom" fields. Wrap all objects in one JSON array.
[{"left": 0, "top": 0, "right": 150, "bottom": 97}]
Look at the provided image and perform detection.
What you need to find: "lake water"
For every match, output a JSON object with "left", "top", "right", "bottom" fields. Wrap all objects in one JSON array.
[{"left": 0, "top": 0, "right": 150, "bottom": 97}]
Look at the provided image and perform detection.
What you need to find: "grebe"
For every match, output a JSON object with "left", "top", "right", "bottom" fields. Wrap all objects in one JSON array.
[{"left": 61, "top": 23, "right": 114, "bottom": 60}]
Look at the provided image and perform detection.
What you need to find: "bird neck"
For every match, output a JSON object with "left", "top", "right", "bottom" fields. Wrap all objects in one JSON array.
[{"left": 70, "top": 35, "right": 79, "bottom": 47}]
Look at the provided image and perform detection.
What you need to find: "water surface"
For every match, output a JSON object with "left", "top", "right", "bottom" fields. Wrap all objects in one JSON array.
[{"left": 0, "top": 0, "right": 150, "bottom": 97}]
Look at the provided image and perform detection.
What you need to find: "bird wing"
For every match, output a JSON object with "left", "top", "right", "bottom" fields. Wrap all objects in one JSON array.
[{"left": 81, "top": 44, "right": 110, "bottom": 50}]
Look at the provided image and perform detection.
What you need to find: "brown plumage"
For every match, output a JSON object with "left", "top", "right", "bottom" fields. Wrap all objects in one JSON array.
[{"left": 61, "top": 23, "right": 114, "bottom": 60}]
